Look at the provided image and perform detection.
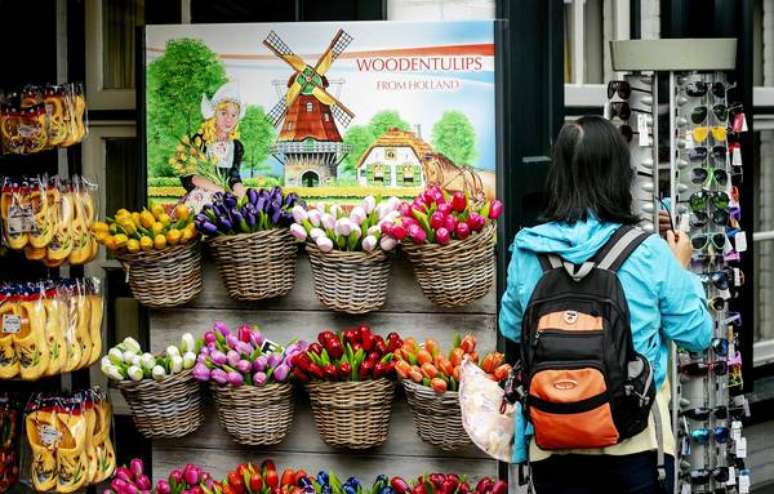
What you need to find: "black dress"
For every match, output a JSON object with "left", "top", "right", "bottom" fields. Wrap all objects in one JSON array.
[{"left": 180, "top": 133, "right": 244, "bottom": 192}]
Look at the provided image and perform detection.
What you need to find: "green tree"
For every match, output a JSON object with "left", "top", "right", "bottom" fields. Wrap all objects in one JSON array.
[
  {"left": 340, "top": 125, "right": 376, "bottom": 177},
  {"left": 431, "top": 110, "right": 478, "bottom": 166},
  {"left": 238, "top": 105, "right": 276, "bottom": 178},
  {"left": 147, "top": 38, "right": 228, "bottom": 177},
  {"left": 368, "top": 110, "right": 410, "bottom": 140}
]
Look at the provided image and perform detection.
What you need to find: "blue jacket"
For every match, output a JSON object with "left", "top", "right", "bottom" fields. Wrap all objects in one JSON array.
[{"left": 499, "top": 217, "right": 713, "bottom": 462}]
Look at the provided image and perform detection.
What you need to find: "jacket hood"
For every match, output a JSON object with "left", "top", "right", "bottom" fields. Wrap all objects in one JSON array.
[{"left": 514, "top": 216, "right": 621, "bottom": 265}]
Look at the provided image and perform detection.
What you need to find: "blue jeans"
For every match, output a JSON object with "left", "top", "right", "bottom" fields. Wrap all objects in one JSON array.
[{"left": 531, "top": 452, "right": 675, "bottom": 494}]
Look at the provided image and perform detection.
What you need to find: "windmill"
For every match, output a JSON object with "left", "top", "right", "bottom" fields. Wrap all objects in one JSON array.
[{"left": 263, "top": 29, "right": 354, "bottom": 187}]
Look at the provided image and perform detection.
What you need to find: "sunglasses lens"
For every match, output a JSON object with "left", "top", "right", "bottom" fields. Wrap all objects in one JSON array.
[
  {"left": 714, "top": 169, "right": 728, "bottom": 186},
  {"left": 693, "top": 127, "right": 709, "bottom": 143},
  {"left": 713, "top": 209, "right": 729, "bottom": 226},
  {"left": 712, "top": 127, "right": 727, "bottom": 141},
  {"left": 689, "top": 469, "right": 711, "bottom": 485},
  {"left": 685, "top": 408, "right": 711, "bottom": 421},
  {"left": 691, "top": 235, "right": 708, "bottom": 251},
  {"left": 714, "top": 427, "right": 730, "bottom": 443},
  {"left": 691, "top": 212, "right": 709, "bottom": 228},
  {"left": 691, "top": 168, "right": 708, "bottom": 184},
  {"left": 683, "top": 362, "right": 709, "bottom": 377},
  {"left": 713, "top": 104, "right": 729, "bottom": 121},
  {"left": 687, "top": 81, "right": 708, "bottom": 97},
  {"left": 715, "top": 361, "right": 729, "bottom": 376},
  {"left": 713, "top": 192, "right": 730, "bottom": 209},
  {"left": 714, "top": 406, "right": 728, "bottom": 420},
  {"left": 616, "top": 103, "right": 631, "bottom": 120},
  {"left": 712, "top": 337, "right": 729, "bottom": 356},
  {"left": 712, "top": 82, "right": 726, "bottom": 99},
  {"left": 619, "top": 125, "right": 633, "bottom": 142},
  {"left": 690, "top": 192, "right": 707, "bottom": 211},
  {"left": 713, "top": 468, "right": 729, "bottom": 483},
  {"left": 607, "top": 81, "right": 616, "bottom": 99},
  {"left": 691, "top": 429, "right": 711, "bottom": 444},
  {"left": 689, "top": 147, "right": 708, "bottom": 162},
  {"left": 712, "top": 146, "right": 727, "bottom": 161},
  {"left": 712, "top": 233, "right": 727, "bottom": 250},
  {"left": 692, "top": 106, "right": 708, "bottom": 124},
  {"left": 710, "top": 298, "right": 726, "bottom": 311}
]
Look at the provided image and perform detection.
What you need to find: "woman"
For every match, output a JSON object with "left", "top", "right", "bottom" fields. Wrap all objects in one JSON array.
[
  {"left": 499, "top": 116, "right": 712, "bottom": 494},
  {"left": 179, "top": 82, "right": 246, "bottom": 210}
]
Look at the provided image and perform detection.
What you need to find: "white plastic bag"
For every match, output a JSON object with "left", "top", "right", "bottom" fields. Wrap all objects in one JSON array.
[{"left": 459, "top": 359, "right": 514, "bottom": 461}]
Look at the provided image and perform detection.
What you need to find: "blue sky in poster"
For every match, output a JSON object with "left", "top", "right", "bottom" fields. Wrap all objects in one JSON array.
[{"left": 146, "top": 20, "right": 496, "bottom": 172}]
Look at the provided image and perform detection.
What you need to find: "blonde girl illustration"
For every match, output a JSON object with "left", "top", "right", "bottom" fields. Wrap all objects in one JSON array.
[{"left": 178, "top": 82, "right": 246, "bottom": 207}]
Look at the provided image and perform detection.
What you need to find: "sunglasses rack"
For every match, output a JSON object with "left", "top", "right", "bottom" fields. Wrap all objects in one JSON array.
[
  {"left": 669, "top": 70, "right": 751, "bottom": 494},
  {"left": 609, "top": 38, "right": 750, "bottom": 493},
  {"left": 606, "top": 73, "right": 659, "bottom": 231}
]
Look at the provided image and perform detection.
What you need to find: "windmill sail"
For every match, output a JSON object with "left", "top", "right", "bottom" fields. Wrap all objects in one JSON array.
[
  {"left": 266, "top": 98, "right": 288, "bottom": 127},
  {"left": 330, "top": 104, "right": 353, "bottom": 128},
  {"left": 263, "top": 31, "right": 306, "bottom": 72},
  {"left": 315, "top": 29, "right": 353, "bottom": 76}
]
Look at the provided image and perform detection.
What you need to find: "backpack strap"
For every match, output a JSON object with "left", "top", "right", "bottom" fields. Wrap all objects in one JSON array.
[
  {"left": 537, "top": 254, "right": 562, "bottom": 272},
  {"left": 594, "top": 225, "right": 652, "bottom": 272}
]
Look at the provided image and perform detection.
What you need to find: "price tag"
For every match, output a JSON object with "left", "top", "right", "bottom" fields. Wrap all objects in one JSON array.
[
  {"left": 1, "top": 314, "right": 20, "bottom": 334},
  {"left": 727, "top": 466, "right": 736, "bottom": 486},
  {"left": 734, "top": 112, "right": 749, "bottom": 133},
  {"left": 638, "top": 114, "right": 649, "bottom": 147},
  {"left": 735, "top": 231, "right": 748, "bottom": 253},
  {"left": 38, "top": 424, "right": 60, "bottom": 447},
  {"left": 736, "top": 436, "right": 747, "bottom": 458},
  {"left": 733, "top": 146, "right": 743, "bottom": 167},
  {"left": 734, "top": 268, "right": 743, "bottom": 287},
  {"left": 603, "top": 101, "right": 612, "bottom": 120},
  {"left": 731, "top": 420, "right": 743, "bottom": 441},
  {"left": 6, "top": 204, "right": 35, "bottom": 234},
  {"left": 260, "top": 338, "right": 282, "bottom": 353},
  {"left": 739, "top": 472, "right": 751, "bottom": 493}
]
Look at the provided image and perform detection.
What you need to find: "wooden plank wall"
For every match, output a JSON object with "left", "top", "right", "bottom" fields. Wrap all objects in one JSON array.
[{"left": 149, "top": 254, "right": 498, "bottom": 483}]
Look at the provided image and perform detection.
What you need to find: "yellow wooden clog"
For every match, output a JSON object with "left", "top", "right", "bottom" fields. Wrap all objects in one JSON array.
[
  {"left": 44, "top": 297, "right": 67, "bottom": 376},
  {"left": 26, "top": 408, "right": 59, "bottom": 492},
  {"left": 16, "top": 298, "right": 50, "bottom": 381},
  {"left": 56, "top": 408, "right": 88, "bottom": 493},
  {"left": 74, "top": 289, "right": 92, "bottom": 370},
  {"left": 62, "top": 293, "right": 82, "bottom": 373},
  {"left": 87, "top": 289, "right": 103, "bottom": 366},
  {"left": 94, "top": 399, "right": 116, "bottom": 482},
  {"left": 83, "top": 401, "right": 98, "bottom": 483},
  {"left": 0, "top": 300, "right": 19, "bottom": 379}
]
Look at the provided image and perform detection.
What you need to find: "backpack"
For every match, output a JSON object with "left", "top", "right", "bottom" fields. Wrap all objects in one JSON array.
[{"left": 520, "top": 225, "right": 657, "bottom": 450}]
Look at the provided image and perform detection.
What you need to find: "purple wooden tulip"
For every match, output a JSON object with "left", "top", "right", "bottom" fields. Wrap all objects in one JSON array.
[
  {"left": 169, "top": 470, "right": 183, "bottom": 484},
  {"left": 192, "top": 363, "right": 210, "bottom": 381},
  {"left": 227, "top": 371, "right": 244, "bottom": 387},
  {"left": 213, "top": 321, "right": 230, "bottom": 336},
  {"left": 115, "top": 467, "right": 132, "bottom": 483},
  {"left": 236, "top": 360, "right": 252, "bottom": 374},
  {"left": 273, "top": 364, "right": 290, "bottom": 382},
  {"left": 130, "top": 458, "right": 144, "bottom": 478},
  {"left": 236, "top": 342, "right": 253, "bottom": 356},
  {"left": 137, "top": 475, "right": 151, "bottom": 491},
  {"left": 196, "top": 354, "right": 208, "bottom": 365},
  {"left": 211, "top": 369, "right": 228, "bottom": 385},
  {"left": 226, "top": 350, "right": 240, "bottom": 367},
  {"left": 253, "top": 371, "right": 267, "bottom": 386},
  {"left": 226, "top": 334, "right": 240, "bottom": 349},
  {"left": 253, "top": 356, "right": 268, "bottom": 372},
  {"left": 199, "top": 345, "right": 210, "bottom": 356},
  {"left": 210, "top": 350, "right": 227, "bottom": 366},
  {"left": 156, "top": 482, "right": 171, "bottom": 494},
  {"left": 266, "top": 353, "right": 281, "bottom": 368},
  {"left": 250, "top": 330, "right": 264, "bottom": 347},
  {"left": 203, "top": 331, "right": 216, "bottom": 345}
]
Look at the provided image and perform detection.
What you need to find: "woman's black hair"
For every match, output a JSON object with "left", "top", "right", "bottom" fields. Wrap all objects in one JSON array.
[{"left": 541, "top": 115, "right": 640, "bottom": 225}]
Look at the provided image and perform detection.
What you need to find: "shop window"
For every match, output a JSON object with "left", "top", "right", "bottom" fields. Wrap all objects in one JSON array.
[
  {"left": 86, "top": 0, "right": 145, "bottom": 109},
  {"left": 387, "top": 0, "right": 495, "bottom": 20}
]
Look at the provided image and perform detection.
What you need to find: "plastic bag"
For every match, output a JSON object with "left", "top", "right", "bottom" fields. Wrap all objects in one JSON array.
[{"left": 459, "top": 359, "right": 514, "bottom": 461}]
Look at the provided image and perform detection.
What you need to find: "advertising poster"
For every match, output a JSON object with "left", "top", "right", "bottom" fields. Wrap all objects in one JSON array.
[{"left": 145, "top": 21, "right": 496, "bottom": 206}]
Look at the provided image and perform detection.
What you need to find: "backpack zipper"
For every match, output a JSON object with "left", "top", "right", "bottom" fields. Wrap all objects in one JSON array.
[{"left": 532, "top": 328, "right": 602, "bottom": 347}]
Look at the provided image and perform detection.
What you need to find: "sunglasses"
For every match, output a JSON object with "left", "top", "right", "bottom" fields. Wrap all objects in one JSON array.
[
  {"left": 619, "top": 125, "right": 651, "bottom": 143},
  {"left": 684, "top": 81, "right": 727, "bottom": 98},
  {"left": 607, "top": 80, "right": 651, "bottom": 99},
  {"left": 690, "top": 191, "right": 730, "bottom": 212},
  {"left": 684, "top": 467, "right": 730, "bottom": 485},
  {"left": 712, "top": 337, "right": 730, "bottom": 357},
  {"left": 691, "top": 105, "right": 729, "bottom": 124},
  {"left": 691, "top": 167, "right": 728, "bottom": 188},
  {"left": 690, "top": 426, "right": 731, "bottom": 444},
  {"left": 679, "top": 406, "right": 730, "bottom": 421},
  {"left": 691, "top": 232, "right": 727, "bottom": 252},
  {"left": 691, "top": 209, "right": 729, "bottom": 228},
  {"left": 699, "top": 270, "right": 732, "bottom": 291},
  {"left": 709, "top": 296, "right": 727, "bottom": 312},
  {"left": 692, "top": 126, "right": 728, "bottom": 143},
  {"left": 609, "top": 101, "right": 631, "bottom": 120},
  {"left": 681, "top": 360, "right": 729, "bottom": 377},
  {"left": 688, "top": 146, "right": 727, "bottom": 163}
]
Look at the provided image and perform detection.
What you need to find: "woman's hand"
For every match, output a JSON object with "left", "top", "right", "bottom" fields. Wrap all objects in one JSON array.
[
  {"left": 232, "top": 182, "right": 246, "bottom": 198},
  {"left": 666, "top": 230, "right": 692, "bottom": 268},
  {"left": 191, "top": 176, "right": 224, "bottom": 193}
]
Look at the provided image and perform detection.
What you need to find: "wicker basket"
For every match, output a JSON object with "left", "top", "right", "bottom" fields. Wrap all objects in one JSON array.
[
  {"left": 116, "top": 242, "right": 202, "bottom": 308},
  {"left": 305, "top": 244, "right": 391, "bottom": 314},
  {"left": 209, "top": 382, "right": 294, "bottom": 446},
  {"left": 401, "top": 379, "right": 471, "bottom": 451},
  {"left": 117, "top": 369, "right": 204, "bottom": 439},
  {"left": 401, "top": 222, "right": 496, "bottom": 307},
  {"left": 207, "top": 228, "right": 297, "bottom": 302},
  {"left": 305, "top": 378, "right": 395, "bottom": 449}
]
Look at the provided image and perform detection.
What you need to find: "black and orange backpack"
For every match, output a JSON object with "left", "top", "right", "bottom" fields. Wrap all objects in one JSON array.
[{"left": 521, "top": 225, "right": 657, "bottom": 450}]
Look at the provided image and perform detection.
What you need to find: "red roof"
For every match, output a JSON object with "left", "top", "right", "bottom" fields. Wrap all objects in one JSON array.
[{"left": 278, "top": 94, "right": 342, "bottom": 142}]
